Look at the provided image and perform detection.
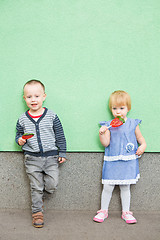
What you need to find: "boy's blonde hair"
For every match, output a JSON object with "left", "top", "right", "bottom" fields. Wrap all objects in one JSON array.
[
  {"left": 23, "top": 79, "right": 45, "bottom": 92},
  {"left": 109, "top": 90, "right": 131, "bottom": 111}
]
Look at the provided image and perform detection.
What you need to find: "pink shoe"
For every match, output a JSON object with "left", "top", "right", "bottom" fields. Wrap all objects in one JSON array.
[
  {"left": 93, "top": 209, "right": 108, "bottom": 223},
  {"left": 121, "top": 211, "right": 137, "bottom": 224}
]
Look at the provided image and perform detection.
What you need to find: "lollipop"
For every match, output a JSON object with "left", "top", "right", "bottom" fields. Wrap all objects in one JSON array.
[
  {"left": 108, "top": 116, "right": 125, "bottom": 128},
  {"left": 22, "top": 133, "right": 34, "bottom": 139}
]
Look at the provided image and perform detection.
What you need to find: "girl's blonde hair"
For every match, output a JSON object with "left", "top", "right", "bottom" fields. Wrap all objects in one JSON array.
[{"left": 109, "top": 90, "right": 131, "bottom": 111}]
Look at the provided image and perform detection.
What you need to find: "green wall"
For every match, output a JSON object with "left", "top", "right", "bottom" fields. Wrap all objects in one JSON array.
[{"left": 0, "top": 0, "right": 159, "bottom": 152}]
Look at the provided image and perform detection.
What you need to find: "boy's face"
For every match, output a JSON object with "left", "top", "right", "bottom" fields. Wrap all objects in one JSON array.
[
  {"left": 111, "top": 105, "right": 129, "bottom": 120},
  {"left": 23, "top": 83, "right": 46, "bottom": 114}
]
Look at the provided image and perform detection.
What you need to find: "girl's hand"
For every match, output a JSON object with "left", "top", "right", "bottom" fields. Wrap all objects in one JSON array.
[
  {"left": 58, "top": 157, "right": 66, "bottom": 164},
  {"left": 99, "top": 126, "right": 108, "bottom": 135},
  {"left": 136, "top": 145, "right": 146, "bottom": 156},
  {"left": 135, "top": 125, "right": 147, "bottom": 156},
  {"left": 18, "top": 137, "right": 26, "bottom": 146}
]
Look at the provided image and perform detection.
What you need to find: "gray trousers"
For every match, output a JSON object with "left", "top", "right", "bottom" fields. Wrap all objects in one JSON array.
[{"left": 24, "top": 155, "right": 59, "bottom": 213}]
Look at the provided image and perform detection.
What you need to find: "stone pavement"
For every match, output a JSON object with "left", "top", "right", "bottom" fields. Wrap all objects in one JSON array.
[{"left": 0, "top": 209, "right": 159, "bottom": 240}]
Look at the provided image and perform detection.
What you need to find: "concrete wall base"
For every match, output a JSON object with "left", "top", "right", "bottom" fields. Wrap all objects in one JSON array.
[{"left": 0, "top": 152, "right": 159, "bottom": 211}]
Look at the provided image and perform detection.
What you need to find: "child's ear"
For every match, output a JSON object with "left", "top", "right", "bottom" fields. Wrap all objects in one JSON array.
[
  {"left": 23, "top": 95, "right": 26, "bottom": 100},
  {"left": 43, "top": 93, "right": 47, "bottom": 101}
]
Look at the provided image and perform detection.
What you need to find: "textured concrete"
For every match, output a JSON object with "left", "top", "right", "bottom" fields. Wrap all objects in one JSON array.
[
  {"left": 0, "top": 152, "right": 160, "bottom": 211},
  {"left": 0, "top": 209, "right": 160, "bottom": 240}
]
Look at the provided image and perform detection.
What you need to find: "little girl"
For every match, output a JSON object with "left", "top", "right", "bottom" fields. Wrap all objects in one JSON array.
[{"left": 93, "top": 90, "right": 146, "bottom": 224}]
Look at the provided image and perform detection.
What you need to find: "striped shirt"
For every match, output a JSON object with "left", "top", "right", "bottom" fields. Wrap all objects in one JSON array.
[{"left": 15, "top": 108, "right": 66, "bottom": 158}]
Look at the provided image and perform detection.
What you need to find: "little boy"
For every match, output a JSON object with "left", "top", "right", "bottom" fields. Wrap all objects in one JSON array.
[{"left": 15, "top": 79, "right": 66, "bottom": 228}]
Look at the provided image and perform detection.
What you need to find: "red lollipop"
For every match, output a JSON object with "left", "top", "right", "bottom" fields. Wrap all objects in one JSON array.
[
  {"left": 108, "top": 116, "right": 125, "bottom": 128},
  {"left": 22, "top": 133, "right": 34, "bottom": 139}
]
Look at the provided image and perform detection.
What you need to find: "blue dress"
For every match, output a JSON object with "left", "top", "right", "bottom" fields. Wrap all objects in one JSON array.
[{"left": 100, "top": 118, "right": 141, "bottom": 185}]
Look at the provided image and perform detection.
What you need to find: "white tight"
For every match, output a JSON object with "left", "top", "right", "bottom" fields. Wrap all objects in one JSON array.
[{"left": 101, "top": 184, "right": 131, "bottom": 212}]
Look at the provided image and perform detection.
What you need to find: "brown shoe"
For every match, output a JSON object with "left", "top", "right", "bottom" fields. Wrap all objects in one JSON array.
[{"left": 32, "top": 212, "right": 44, "bottom": 228}]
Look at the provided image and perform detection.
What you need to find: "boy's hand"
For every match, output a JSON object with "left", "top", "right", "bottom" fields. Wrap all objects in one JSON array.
[
  {"left": 58, "top": 157, "right": 66, "bottom": 164},
  {"left": 99, "top": 126, "right": 108, "bottom": 135},
  {"left": 18, "top": 137, "right": 26, "bottom": 146}
]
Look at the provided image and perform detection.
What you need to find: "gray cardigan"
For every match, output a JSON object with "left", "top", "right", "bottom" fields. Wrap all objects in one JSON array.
[{"left": 15, "top": 108, "right": 66, "bottom": 158}]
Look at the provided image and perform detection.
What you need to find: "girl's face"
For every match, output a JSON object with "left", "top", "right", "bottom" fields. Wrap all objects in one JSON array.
[{"left": 111, "top": 105, "right": 129, "bottom": 121}]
